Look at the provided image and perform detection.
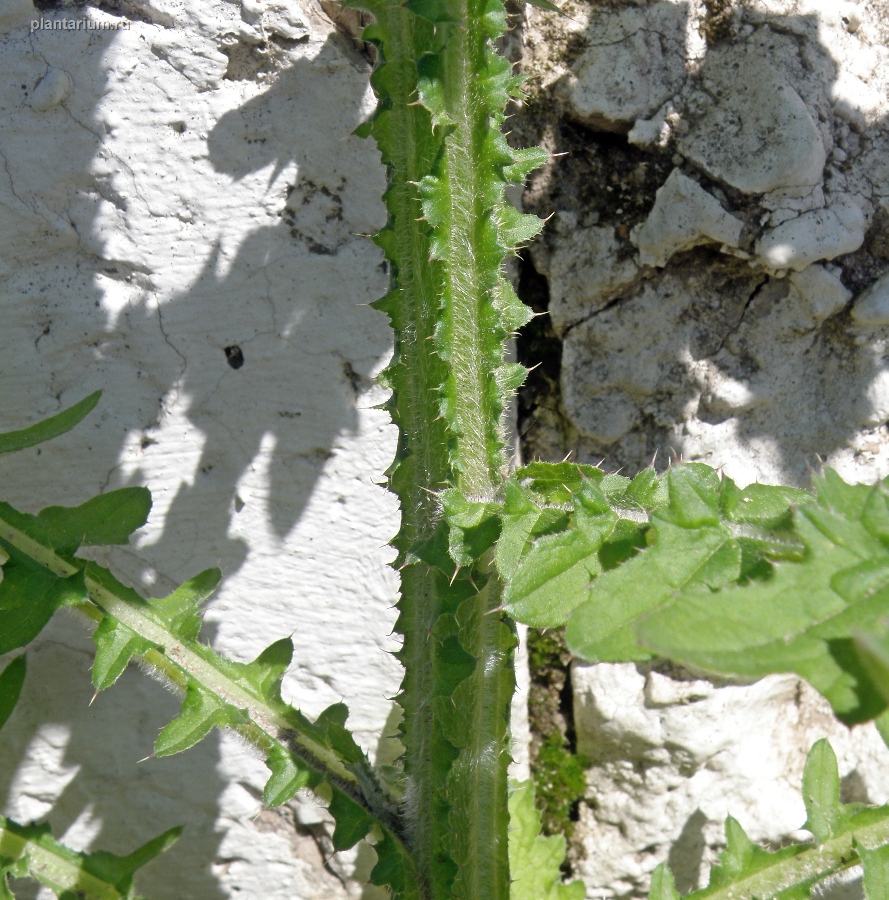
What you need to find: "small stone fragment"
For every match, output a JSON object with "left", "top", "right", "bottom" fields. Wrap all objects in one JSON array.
[
  {"left": 29, "top": 68, "right": 73, "bottom": 112},
  {"left": 788, "top": 265, "right": 851, "bottom": 323},
  {"left": 852, "top": 271, "right": 889, "bottom": 325},
  {"left": 628, "top": 102, "right": 676, "bottom": 149},
  {"left": 756, "top": 194, "right": 865, "bottom": 271},
  {"left": 632, "top": 169, "right": 744, "bottom": 268}
]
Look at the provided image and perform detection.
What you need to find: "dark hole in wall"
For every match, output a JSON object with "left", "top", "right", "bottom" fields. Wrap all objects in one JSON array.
[{"left": 224, "top": 345, "right": 244, "bottom": 369}]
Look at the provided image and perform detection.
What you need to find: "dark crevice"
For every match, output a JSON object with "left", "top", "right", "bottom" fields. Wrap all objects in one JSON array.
[{"left": 515, "top": 249, "right": 574, "bottom": 463}]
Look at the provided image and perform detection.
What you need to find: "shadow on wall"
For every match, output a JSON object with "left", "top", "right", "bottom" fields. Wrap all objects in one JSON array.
[
  {"left": 519, "top": 4, "right": 889, "bottom": 486},
  {"left": 0, "top": 4, "right": 388, "bottom": 897}
]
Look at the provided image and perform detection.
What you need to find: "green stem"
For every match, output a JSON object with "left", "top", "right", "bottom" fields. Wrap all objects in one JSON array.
[{"left": 702, "top": 819, "right": 889, "bottom": 900}]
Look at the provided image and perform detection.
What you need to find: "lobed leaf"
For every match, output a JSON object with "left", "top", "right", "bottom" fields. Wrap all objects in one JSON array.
[
  {"left": 639, "top": 471, "right": 889, "bottom": 724},
  {"left": 0, "top": 814, "right": 180, "bottom": 900},
  {"left": 508, "top": 780, "right": 586, "bottom": 900},
  {"left": 500, "top": 462, "right": 811, "bottom": 665}
]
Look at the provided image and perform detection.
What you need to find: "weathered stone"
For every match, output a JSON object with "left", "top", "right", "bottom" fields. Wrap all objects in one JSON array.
[
  {"left": 542, "top": 223, "right": 639, "bottom": 335},
  {"left": 632, "top": 169, "right": 744, "bottom": 268},
  {"left": 756, "top": 194, "right": 866, "bottom": 271},
  {"left": 852, "top": 271, "right": 889, "bottom": 325},
  {"left": 568, "top": 3, "right": 686, "bottom": 132},
  {"left": 788, "top": 264, "right": 852, "bottom": 322},
  {"left": 573, "top": 662, "right": 889, "bottom": 898},
  {"left": 679, "top": 39, "right": 827, "bottom": 194}
]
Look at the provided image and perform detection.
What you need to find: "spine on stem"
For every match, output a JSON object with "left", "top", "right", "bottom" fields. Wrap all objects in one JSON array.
[{"left": 353, "top": 0, "right": 546, "bottom": 894}]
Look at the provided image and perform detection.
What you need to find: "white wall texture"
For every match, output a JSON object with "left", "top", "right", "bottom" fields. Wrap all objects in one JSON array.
[
  {"left": 4, "top": 0, "right": 889, "bottom": 897},
  {"left": 1, "top": 1, "right": 403, "bottom": 896}
]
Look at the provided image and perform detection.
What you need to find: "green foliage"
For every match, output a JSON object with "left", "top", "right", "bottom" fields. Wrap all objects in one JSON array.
[
  {"left": 8, "top": 0, "right": 889, "bottom": 897},
  {"left": 0, "top": 487, "right": 150, "bottom": 656},
  {"left": 0, "top": 816, "right": 182, "bottom": 900},
  {"left": 0, "top": 495, "right": 414, "bottom": 895},
  {"left": 640, "top": 470, "right": 889, "bottom": 724},
  {"left": 651, "top": 740, "right": 889, "bottom": 900},
  {"left": 0, "top": 391, "right": 100, "bottom": 456},
  {"left": 347, "top": 0, "right": 551, "bottom": 890},
  {"left": 508, "top": 781, "right": 585, "bottom": 900},
  {"left": 0, "top": 657, "right": 181, "bottom": 899},
  {"left": 500, "top": 462, "right": 889, "bottom": 729}
]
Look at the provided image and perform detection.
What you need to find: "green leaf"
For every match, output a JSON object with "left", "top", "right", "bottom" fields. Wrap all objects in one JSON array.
[
  {"left": 329, "top": 791, "right": 375, "bottom": 851},
  {"left": 802, "top": 739, "right": 846, "bottom": 842},
  {"left": 560, "top": 465, "right": 811, "bottom": 665},
  {"left": 503, "top": 147, "right": 549, "bottom": 185},
  {"left": 649, "top": 865, "right": 681, "bottom": 900},
  {"left": 567, "top": 522, "right": 738, "bottom": 663},
  {"left": 0, "top": 656, "right": 26, "bottom": 732},
  {"left": 263, "top": 744, "right": 312, "bottom": 807},
  {"left": 496, "top": 204, "right": 543, "bottom": 248},
  {"left": 492, "top": 279, "right": 533, "bottom": 334},
  {"left": 855, "top": 625, "right": 889, "bottom": 705},
  {"left": 150, "top": 568, "right": 220, "bottom": 643},
  {"left": 523, "top": 0, "right": 559, "bottom": 11},
  {"left": 0, "top": 391, "right": 101, "bottom": 455},
  {"left": 503, "top": 481, "right": 617, "bottom": 627},
  {"left": 513, "top": 461, "right": 605, "bottom": 505},
  {"left": 37, "top": 488, "right": 152, "bottom": 554},
  {"left": 860, "top": 842, "right": 889, "bottom": 900},
  {"left": 0, "top": 561, "right": 85, "bottom": 655},
  {"left": 0, "top": 813, "right": 180, "bottom": 899},
  {"left": 508, "top": 781, "right": 585, "bottom": 900},
  {"left": 639, "top": 472, "right": 889, "bottom": 724},
  {"left": 92, "top": 617, "right": 156, "bottom": 691},
  {"left": 154, "top": 682, "right": 248, "bottom": 757},
  {"left": 0, "top": 489, "right": 149, "bottom": 654},
  {"left": 441, "top": 490, "right": 502, "bottom": 568}
]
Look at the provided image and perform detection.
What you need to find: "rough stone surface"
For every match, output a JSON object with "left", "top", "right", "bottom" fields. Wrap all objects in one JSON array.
[
  {"left": 514, "top": 0, "right": 889, "bottom": 896},
  {"left": 632, "top": 168, "right": 744, "bottom": 268},
  {"left": 572, "top": 663, "right": 889, "bottom": 899}
]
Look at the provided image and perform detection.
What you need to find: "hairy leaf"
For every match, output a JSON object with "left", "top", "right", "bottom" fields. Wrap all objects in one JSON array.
[
  {"left": 508, "top": 780, "right": 585, "bottom": 900},
  {"left": 651, "top": 740, "right": 889, "bottom": 900},
  {"left": 0, "top": 814, "right": 180, "bottom": 899},
  {"left": 640, "top": 471, "right": 889, "bottom": 724},
  {"left": 503, "top": 480, "right": 617, "bottom": 627},
  {"left": 0, "top": 391, "right": 100, "bottom": 456},
  {"left": 503, "top": 463, "right": 805, "bottom": 661}
]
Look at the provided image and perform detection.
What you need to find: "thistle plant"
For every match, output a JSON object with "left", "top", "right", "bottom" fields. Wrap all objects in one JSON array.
[{"left": 6, "top": 1, "right": 889, "bottom": 898}]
